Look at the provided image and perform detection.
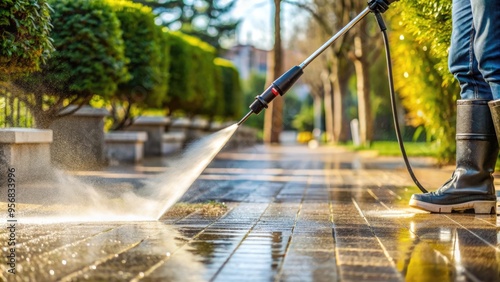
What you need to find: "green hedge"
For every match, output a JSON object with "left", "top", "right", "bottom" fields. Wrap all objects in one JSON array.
[
  {"left": 390, "top": 0, "right": 458, "bottom": 163},
  {"left": 187, "top": 34, "right": 217, "bottom": 116},
  {"left": 0, "top": 0, "right": 54, "bottom": 76},
  {"left": 6, "top": 0, "right": 241, "bottom": 126},
  {"left": 108, "top": 0, "right": 167, "bottom": 106},
  {"left": 214, "top": 58, "right": 242, "bottom": 119},
  {"left": 42, "top": 0, "right": 129, "bottom": 98},
  {"left": 166, "top": 31, "right": 195, "bottom": 114},
  {"left": 153, "top": 27, "right": 171, "bottom": 108},
  {"left": 166, "top": 31, "right": 219, "bottom": 117}
]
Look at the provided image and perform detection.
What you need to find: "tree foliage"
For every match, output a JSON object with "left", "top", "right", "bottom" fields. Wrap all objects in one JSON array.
[
  {"left": 106, "top": 0, "right": 169, "bottom": 129},
  {"left": 0, "top": 0, "right": 54, "bottom": 76},
  {"left": 13, "top": 0, "right": 130, "bottom": 128},
  {"left": 166, "top": 31, "right": 218, "bottom": 117},
  {"left": 242, "top": 71, "right": 266, "bottom": 129},
  {"left": 214, "top": 58, "right": 242, "bottom": 119},
  {"left": 292, "top": 102, "right": 314, "bottom": 132},
  {"left": 133, "top": 0, "right": 239, "bottom": 50},
  {"left": 109, "top": 0, "right": 163, "bottom": 100},
  {"left": 3, "top": 0, "right": 241, "bottom": 129},
  {"left": 42, "top": 0, "right": 129, "bottom": 98},
  {"left": 389, "top": 0, "right": 458, "bottom": 163}
]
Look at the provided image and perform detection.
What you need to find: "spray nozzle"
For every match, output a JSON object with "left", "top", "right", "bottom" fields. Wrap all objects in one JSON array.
[
  {"left": 237, "top": 111, "right": 253, "bottom": 126},
  {"left": 237, "top": 65, "right": 304, "bottom": 126}
]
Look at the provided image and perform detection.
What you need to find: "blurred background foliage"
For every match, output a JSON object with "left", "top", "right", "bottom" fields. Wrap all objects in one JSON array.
[
  {"left": 389, "top": 0, "right": 458, "bottom": 163},
  {"left": 0, "top": 0, "right": 242, "bottom": 131},
  {"left": 0, "top": 0, "right": 475, "bottom": 164},
  {"left": 11, "top": 0, "right": 130, "bottom": 128},
  {"left": 0, "top": 0, "right": 54, "bottom": 76}
]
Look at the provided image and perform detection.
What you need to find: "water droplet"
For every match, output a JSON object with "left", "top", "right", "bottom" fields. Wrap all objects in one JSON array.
[
  {"left": 166, "top": 252, "right": 171, "bottom": 257},
  {"left": 139, "top": 272, "right": 145, "bottom": 277},
  {"left": 90, "top": 265, "right": 97, "bottom": 270},
  {"left": 49, "top": 270, "right": 55, "bottom": 276},
  {"left": 62, "top": 260, "right": 67, "bottom": 265}
]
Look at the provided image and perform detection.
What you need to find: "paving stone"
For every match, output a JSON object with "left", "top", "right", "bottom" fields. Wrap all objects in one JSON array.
[{"left": 2, "top": 145, "right": 500, "bottom": 281}]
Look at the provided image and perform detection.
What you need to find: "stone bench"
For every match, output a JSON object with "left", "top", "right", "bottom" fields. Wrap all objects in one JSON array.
[
  {"left": 126, "top": 116, "right": 170, "bottom": 156},
  {"left": 188, "top": 118, "right": 210, "bottom": 140},
  {"left": 50, "top": 106, "right": 109, "bottom": 170},
  {"left": 231, "top": 125, "right": 258, "bottom": 148},
  {"left": 169, "top": 117, "right": 191, "bottom": 134},
  {"left": 162, "top": 132, "right": 186, "bottom": 155},
  {"left": 0, "top": 128, "right": 53, "bottom": 182},
  {"left": 105, "top": 131, "right": 147, "bottom": 164}
]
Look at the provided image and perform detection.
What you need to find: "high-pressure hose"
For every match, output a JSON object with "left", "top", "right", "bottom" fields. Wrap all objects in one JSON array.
[
  {"left": 237, "top": 0, "right": 429, "bottom": 193},
  {"left": 373, "top": 14, "right": 428, "bottom": 193}
]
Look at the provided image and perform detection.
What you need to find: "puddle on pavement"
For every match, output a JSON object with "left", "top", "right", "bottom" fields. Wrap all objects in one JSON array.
[
  {"left": 398, "top": 215, "right": 500, "bottom": 281},
  {"left": 0, "top": 222, "right": 208, "bottom": 281},
  {"left": 171, "top": 227, "right": 289, "bottom": 279}
]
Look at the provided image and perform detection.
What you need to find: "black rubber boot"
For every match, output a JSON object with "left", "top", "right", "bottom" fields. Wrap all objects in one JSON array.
[{"left": 409, "top": 100, "right": 498, "bottom": 214}]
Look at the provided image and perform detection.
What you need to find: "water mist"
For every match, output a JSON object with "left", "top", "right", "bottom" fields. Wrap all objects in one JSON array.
[{"left": 17, "top": 124, "right": 239, "bottom": 223}]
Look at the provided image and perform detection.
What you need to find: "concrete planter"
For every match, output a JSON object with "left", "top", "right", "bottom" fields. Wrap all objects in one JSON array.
[
  {"left": 162, "top": 132, "right": 186, "bottom": 155},
  {"left": 105, "top": 131, "right": 147, "bottom": 164},
  {"left": 169, "top": 117, "right": 191, "bottom": 134},
  {"left": 50, "top": 106, "right": 108, "bottom": 170},
  {"left": 0, "top": 128, "right": 53, "bottom": 182},
  {"left": 188, "top": 117, "right": 210, "bottom": 140},
  {"left": 209, "top": 121, "right": 224, "bottom": 132},
  {"left": 126, "top": 116, "right": 170, "bottom": 156},
  {"left": 232, "top": 125, "right": 258, "bottom": 148},
  {"left": 169, "top": 118, "right": 191, "bottom": 148}
]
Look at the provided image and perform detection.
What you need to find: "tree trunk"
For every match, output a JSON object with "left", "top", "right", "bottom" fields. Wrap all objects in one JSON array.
[
  {"left": 313, "top": 93, "right": 322, "bottom": 141},
  {"left": 263, "top": 0, "right": 283, "bottom": 144},
  {"left": 321, "top": 70, "right": 334, "bottom": 143},
  {"left": 32, "top": 94, "right": 53, "bottom": 129},
  {"left": 352, "top": 34, "right": 373, "bottom": 145},
  {"left": 331, "top": 73, "right": 344, "bottom": 143}
]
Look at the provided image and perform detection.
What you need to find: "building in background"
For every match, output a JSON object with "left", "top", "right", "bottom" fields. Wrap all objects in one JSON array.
[{"left": 223, "top": 44, "right": 268, "bottom": 79}]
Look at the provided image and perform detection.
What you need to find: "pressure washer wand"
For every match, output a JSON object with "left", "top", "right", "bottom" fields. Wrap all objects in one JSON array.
[{"left": 238, "top": 7, "right": 373, "bottom": 126}]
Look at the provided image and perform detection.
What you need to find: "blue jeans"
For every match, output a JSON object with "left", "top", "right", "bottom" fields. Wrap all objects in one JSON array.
[{"left": 448, "top": 0, "right": 500, "bottom": 100}]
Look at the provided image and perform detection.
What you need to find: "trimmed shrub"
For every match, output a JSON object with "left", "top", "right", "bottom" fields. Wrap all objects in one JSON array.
[
  {"left": 107, "top": 0, "right": 166, "bottom": 104},
  {"left": 13, "top": 0, "right": 130, "bottom": 128},
  {"left": 390, "top": 1, "right": 458, "bottom": 163},
  {"left": 166, "top": 31, "right": 217, "bottom": 117},
  {"left": 0, "top": 0, "right": 54, "bottom": 76},
  {"left": 105, "top": 0, "right": 170, "bottom": 129},
  {"left": 214, "top": 58, "right": 242, "bottom": 119},
  {"left": 42, "top": 0, "right": 129, "bottom": 98}
]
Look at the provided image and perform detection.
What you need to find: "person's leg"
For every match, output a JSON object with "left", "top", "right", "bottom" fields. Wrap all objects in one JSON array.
[
  {"left": 409, "top": 0, "right": 498, "bottom": 214},
  {"left": 448, "top": 0, "right": 492, "bottom": 100},
  {"left": 409, "top": 100, "right": 497, "bottom": 213},
  {"left": 471, "top": 0, "right": 500, "bottom": 100},
  {"left": 477, "top": 0, "right": 500, "bottom": 151}
]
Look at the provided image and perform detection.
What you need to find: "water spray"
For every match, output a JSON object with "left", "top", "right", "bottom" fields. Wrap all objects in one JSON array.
[{"left": 237, "top": 0, "right": 430, "bottom": 194}]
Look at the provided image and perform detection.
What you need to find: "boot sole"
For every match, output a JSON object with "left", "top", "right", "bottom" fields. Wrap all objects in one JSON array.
[{"left": 409, "top": 198, "right": 496, "bottom": 214}]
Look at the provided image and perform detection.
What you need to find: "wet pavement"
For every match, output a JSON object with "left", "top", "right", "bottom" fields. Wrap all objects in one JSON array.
[{"left": 2, "top": 143, "right": 500, "bottom": 281}]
